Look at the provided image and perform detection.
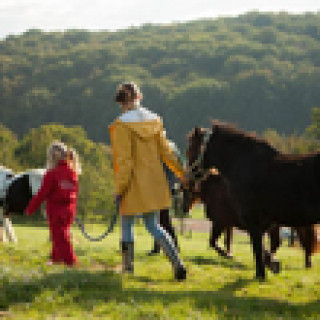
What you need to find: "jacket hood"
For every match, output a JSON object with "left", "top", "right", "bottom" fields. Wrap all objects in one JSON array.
[
  {"left": 110, "top": 106, "right": 163, "bottom": 140},
  {"left": 118, "top": 120, "right": 162, "bottom": 140}
]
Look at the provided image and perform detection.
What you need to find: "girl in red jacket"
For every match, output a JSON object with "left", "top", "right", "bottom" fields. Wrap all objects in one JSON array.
[{"left": 26, "top": 141, "right": 79, "bottom": 267}]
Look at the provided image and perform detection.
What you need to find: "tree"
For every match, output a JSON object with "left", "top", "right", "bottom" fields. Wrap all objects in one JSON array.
[
  {"left": 1, "top": 13, "right": 320, "bottom": 147},
  {"left": 0, "top": 124, "right": 19, "bottom": 169},
  {"left": 305, "top": 107, "right": 320, "bottom": 150},
  {"left": 262, "top": 129, "right": 314, "bottom": 154}
]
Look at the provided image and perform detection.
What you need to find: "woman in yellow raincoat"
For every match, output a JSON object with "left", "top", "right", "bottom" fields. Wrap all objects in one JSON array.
[{"left": 109, "top": 82, "right": 186, "bottom": 280}]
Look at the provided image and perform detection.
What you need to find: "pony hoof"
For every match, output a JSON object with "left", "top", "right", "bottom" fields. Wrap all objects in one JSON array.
[
  {"left": 256, "top": 274, "right": 266, "bottom": 281},
  {"left": 218, "top": 251, "right": 229, "bottom": 258},
  {"left": 270, "top": 261, "right": 281, "bottom": 274},
  {"left": 226, "top": 252, "right": 233, "bottom": 259}
]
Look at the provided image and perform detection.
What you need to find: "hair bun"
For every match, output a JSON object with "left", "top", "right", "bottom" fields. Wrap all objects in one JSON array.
[
  {"left": 115, "top": 90, "right": 129, "bottom": 103},
  {"left": 115, "top": 82, "right": 140, "bottom": 103}
]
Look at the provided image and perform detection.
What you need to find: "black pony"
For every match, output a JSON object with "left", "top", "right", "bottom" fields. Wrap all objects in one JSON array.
[
  {"left": 187, "top": 121, "right": 320, "bottom": 279},
  {"left": 183, "top": 169, "right": 319, "bottom": 269}
]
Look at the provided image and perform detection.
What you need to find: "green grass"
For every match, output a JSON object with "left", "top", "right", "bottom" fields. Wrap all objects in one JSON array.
[
  {"left": 1, "top": 216, "right": 320, "bottom": 319},
  {"left": 189, "top": 204, "right": 205, "bottom": 219}
]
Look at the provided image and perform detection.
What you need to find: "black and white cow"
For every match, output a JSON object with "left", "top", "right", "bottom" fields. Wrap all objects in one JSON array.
[{"left": 1, "top": 168, "right": 46, "bottom": 243}]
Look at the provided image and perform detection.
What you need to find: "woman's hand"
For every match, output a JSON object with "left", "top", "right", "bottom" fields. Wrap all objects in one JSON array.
[{"left": 179, "top": 174, "right": 189, "bottom": 188}]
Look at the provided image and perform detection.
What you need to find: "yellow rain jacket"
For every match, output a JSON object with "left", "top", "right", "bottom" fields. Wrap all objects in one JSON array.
[{"left": 109, "top": 107, "right": 184, "bottom": 215}]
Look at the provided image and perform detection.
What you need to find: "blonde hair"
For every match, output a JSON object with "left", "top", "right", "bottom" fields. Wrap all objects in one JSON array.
[
  {"left": 66, "top": 147, "right": 82, "bottom": 175},
  {"left": 46, "top": 141, "right": 67, "bottom": 170}
]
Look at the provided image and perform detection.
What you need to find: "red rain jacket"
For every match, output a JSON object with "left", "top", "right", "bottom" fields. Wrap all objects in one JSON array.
[{"left": 26, "top": 160, "right": 78, "bottom": 223}]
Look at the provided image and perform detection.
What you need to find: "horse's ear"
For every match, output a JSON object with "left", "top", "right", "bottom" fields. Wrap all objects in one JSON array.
[
  {"left": 211, "top": 119, "right": 218, "bottom": 128},
  {"left": 194, "top": 127, "right": 201, "bottom": 135},
  {"left": 187, "top": 128, "right": 196, "bottom": 141},
  {"left": 211, "top": 119, "right": 220, "bottom": 134}
]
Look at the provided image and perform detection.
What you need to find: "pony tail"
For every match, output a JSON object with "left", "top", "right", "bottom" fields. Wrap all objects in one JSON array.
[{"left": 311, "top": 225, "right": 320, "bottom": 254}]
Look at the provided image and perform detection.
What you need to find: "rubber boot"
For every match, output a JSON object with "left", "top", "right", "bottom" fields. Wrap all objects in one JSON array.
[
  {"left": 157, "top": 237, "right": 186, "bottom": 281},
  {"left": 121, "top": 241, "right": 134, "bottom": 273}
]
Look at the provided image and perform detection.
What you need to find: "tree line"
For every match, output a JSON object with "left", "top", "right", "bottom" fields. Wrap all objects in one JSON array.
[
  {"left": 0, "top": 12, "right": 320, "bottom": 147},
  {"left": 1, "top": 107, "right": 320, "bottom": 221}
]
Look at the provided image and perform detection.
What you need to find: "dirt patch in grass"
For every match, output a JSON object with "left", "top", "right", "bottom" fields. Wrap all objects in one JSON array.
[
  {"left": 0, "top": 311, "right": 11, "bottom": 317},
  {"left": 175, "top": 218, "right": 211, "bottom": 233}
]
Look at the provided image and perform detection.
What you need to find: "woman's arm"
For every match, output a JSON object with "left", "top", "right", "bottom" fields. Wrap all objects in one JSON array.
[{"left": 157, "top": 122, "right": 185, "bottom": 180}]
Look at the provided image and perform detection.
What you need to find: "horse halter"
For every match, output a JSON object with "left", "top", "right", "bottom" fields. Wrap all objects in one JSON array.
[{"left": 187, "top": 128, "right": 213, "bottom": 187}]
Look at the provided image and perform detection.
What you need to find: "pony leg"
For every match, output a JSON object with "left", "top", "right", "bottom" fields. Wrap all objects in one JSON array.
[
  {"left": 263, "top": 247, "right": 281, "bottom": 274},
  {"left": 160, "top": 209, "right": 179, "bottom": 249},
  {"left": 268, "top": 225, "right": 281, "bottom": 255},
  {"left": 305, "top": 236, "right": 312, "bottom": 269},
  {"left": 4, "top": 217, "right": 17, "bottom": 243},
  {"left": 0, "top": 208, "right": 8, "bottom": 243},
  {"left": 296, "top": 226, "right": 312, "bottom": 268},
  {"left": 249, "top": 229, "right": 266, "bottom": 280},
  {"left": 224, "top": 227, "right": 233, "bottom": 257},
  {"left": 209, "top": 224, "right": 231, "bottom": 258},
  {"left": 263, "top": 225, "right": 281, "bottom": 273},
  {"left": 288, "top": 228, "right": 296, "bottom": 247}
]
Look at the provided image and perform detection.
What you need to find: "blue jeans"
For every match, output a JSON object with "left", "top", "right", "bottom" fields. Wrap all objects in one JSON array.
[
  {"left": 121, "top": 211, "right": 183, "bottom": 268},
  {"left": 121, "top": 211, "right": 166, "bottom": 242}
]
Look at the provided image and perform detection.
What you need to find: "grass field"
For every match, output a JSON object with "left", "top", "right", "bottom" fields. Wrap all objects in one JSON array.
[{"left": 1, "top": 215, "right": 320, "bottom": 319}]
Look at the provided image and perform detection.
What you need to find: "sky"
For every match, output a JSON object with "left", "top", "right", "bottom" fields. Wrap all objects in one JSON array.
[{"left": 0, "top": 0, "right": 319, "bottom": 39}]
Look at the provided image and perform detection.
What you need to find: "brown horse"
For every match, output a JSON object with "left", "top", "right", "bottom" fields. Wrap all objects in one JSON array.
[{"left": 185, "top": 123, "right": 320, "bottom": 279}]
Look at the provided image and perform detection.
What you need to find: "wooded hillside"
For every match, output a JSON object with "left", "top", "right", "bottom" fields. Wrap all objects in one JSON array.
[{"left": 1, "top": 12, "right": 320, "bottom": 147}]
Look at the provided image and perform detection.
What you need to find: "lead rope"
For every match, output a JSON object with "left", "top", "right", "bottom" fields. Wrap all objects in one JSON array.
[
  {"left": 74, "top": 200, "right": 119, "bottom": 242},
  {"left": 74, "top": 213, "right": 118, "bottom": 242}
]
